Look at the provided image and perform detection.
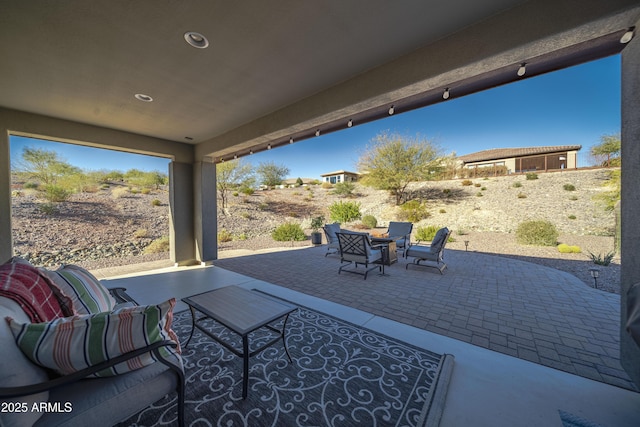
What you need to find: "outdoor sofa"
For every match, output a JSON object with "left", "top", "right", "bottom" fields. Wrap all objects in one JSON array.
[{"left": 0, "top": 257, "right": 184, "bottom": 427}]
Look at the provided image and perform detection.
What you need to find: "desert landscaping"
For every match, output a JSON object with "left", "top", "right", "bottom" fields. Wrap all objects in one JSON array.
[{"left": 10, "top": 168, "right": 620, "bottom": 293}]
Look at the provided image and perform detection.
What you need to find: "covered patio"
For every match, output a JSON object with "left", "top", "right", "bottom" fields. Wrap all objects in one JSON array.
[
  {"left": 99, "top": 254, "right": 640, "bottom": 426},
  {"left": 3, "top": 1, "right": 640, "bottom": 424}
]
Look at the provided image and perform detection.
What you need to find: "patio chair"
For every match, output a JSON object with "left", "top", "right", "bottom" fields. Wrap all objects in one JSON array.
[
  {"left": 386, "top": 221, "right": 413, "bottom": 255},
  {"left": 323, "top": 222, "right": 342, "bottom": 257},
  {"left": 405, "top": 227, "right": 451, "bottom": 274},
  {"left": 336, "top": 232, "right": 384, "bottom": 279}
]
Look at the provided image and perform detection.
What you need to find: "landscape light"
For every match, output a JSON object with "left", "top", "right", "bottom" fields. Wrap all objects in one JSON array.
[{"left": 589, "top": 268, "right": 600, "bottom": 289}]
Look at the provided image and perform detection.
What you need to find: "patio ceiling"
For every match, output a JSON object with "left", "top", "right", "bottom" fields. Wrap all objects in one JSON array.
[{"left": 0, "top": 1, "right": 639, "bottom": 161}]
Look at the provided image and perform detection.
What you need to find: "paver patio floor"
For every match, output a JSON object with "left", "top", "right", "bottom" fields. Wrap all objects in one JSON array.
[{"left": 214, "top": 245, "right": 635, "bottom": 390}]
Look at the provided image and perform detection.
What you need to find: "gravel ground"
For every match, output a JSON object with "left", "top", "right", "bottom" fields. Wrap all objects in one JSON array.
[{"left": 10, "top": 169, "right": 620, "bottom": 294}]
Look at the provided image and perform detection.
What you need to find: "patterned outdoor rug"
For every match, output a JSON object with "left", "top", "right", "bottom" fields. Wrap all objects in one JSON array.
[{"left": 120, "top": 303, "right": 454, "bottom": 426}]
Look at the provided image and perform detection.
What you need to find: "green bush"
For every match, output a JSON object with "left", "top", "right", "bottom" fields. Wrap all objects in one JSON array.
[
  {"left": 144, "top": 236, "right": 170, "bottom": 254},
  {"left": 461, "top": 180, "right": 473, "bottom": 186},
  {"left": 241, "top": 187, "right": 255, "bottom": 196},
  {"left": 218, "top": 229, "right": 233, "bottom": 242},
  {"left": 517, "top": 193, "right": 527, "bottom": 198},
  {"left": 588, "top": 251, "right": 615, "bottom": 266},
  {"left": 516, "top": 220, "right": 558, "bottom": 246},
  {"left": 513, "top": 181, "right": 522, "bottom": 188},
  {"left": 333, "top": 182, "right": 356, "bottom": 197},
  {"left": 525, "top": 172, "right": 538, "bottom": 180},
  {"left": 272, "top": 223, "right": 306, "bottom": 241},
  {"left": 361, "top": 215, "right": 377, "bottom": 229},
  {"left": 151, "top": 198, "right": 162, "bottom": 206},
  {"left": 328, "top": 201, "right": 361, "bottom": 223},
  {"left": 398, "top": 200, "right": 430, "bottom": 223},
  {"left": 415, "top": 225, "right": 439, "bottom": 241},
  {"left": 567, "top": 214, "right": 576, "bottom": 220},
  {"left": 42, "top": 185, "right": 71, "bottom": 202},
  {"left": 557, "top": 243, "right": 581, "bottom": 253},
  {"left": 563, "top": 183, "right": 576, "bottom": 191}
]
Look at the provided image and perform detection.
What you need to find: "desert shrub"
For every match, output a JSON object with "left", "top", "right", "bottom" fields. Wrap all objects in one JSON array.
[
  {"left": 557, "top": 244, "right": 581, "bottom": 253},
  {"left": 516, "top": 220, "right": 558, "bottom": 246},
  {"left": 144, "top": 236, "right": 170, "bottom": 254},
  {"left": 568, "top": 214, "right": 576, "bottom": 220},
  {"left": 517, "top": 193, "right": 527, "bottom": 198},
  {"left": 272, "top": 223, "right": 306, "bottom": 241},
  {"left": 151, "top": 198, "right": 161, "bottom": 206},
  {"left": 525, "top": 172, "right": 538, "bottom": 180},
  {"left": 442, "top": 188, "right": 451, "bottom": 195},
  {"left": 481, "top": 187, "right": 487, "bottom": 191},
  {"left": 236, "top": 233, "right": 248, "bottom": 241},
  {"left": 321, "top": 182, "right": 333, "bottom": 189},
  {"left": 588, "top": 251, "right": 615, "bottom": 266},
  {"left": 461, "top": 180, "right": 473, "bottom": 186},
  {"left": 439, "top": 209, "right": 446, "bottom": 214},
  {"left": 333, "top": 182, "right": 356, "bottom": 197},
  {"left": 141, "top": 188, "right": 151, "bottom": 195},
  {"left": 241, "top": 187, "right": 254, "bottom": 196},
  {"left": 38, "top": 202, "right": 58, "bottom": 215},
  {"left": 218, "top": 229, "right": 233, "bottom": 242},
  {"left": 329, "top": 201, "right": 361, "bottom": 223},
  {"left": 361, "top": 215, "right": 377, "bottom": 229},
  {"left": 563, "top": 184, "right": 576, "bottom": 191},
  {"left": 24, "top": 182, "right": 38, "bottom": 189},
  {"left": 258, "top": 202, "right": 269, "bottom": 211},
  {"left": 133, "top": 228, "right": 149, "bottom": 239},
  {"left": 233, "top": 191, "right": 239, "bottom": 197},
  {"left": 569, "top": 195, "right": 578, "bottom": 201},
  {"left": 415, "top": 225, "right": 439, "bottom": 241},
  {"left": 398, "top": 200, "right": 430, "bottom": 223},
  {"left": 513, "top": 181, "right": 522, "bottom": 188},
  {"left": 474, "top": 183, "right": 481, "bottom": 187},
  {"left": 42, "top": 185, "right": 71, "bottom": 202},
  {"left": 476, "top": 192, "right": 483, "bottom": 197},
  {"left": 111, "top": 187, "right": 129, "bottom": 199}
]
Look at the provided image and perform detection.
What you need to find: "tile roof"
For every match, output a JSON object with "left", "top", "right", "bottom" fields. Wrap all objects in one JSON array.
[{"left": 458, "top": 145, "right": 582, "bottom": 163}]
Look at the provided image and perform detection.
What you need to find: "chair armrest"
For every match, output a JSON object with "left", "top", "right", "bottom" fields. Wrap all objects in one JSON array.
[
  {"left": 0, "top": 340, "right": 180, "bottom": 399},
  {"left": 108, "top": 287, "right": 138, "bottom": 304}
]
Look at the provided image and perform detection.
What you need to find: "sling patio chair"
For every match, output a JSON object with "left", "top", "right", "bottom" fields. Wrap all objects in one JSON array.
[
  {"left": 386, "top": 221, "right": 413, "bottom": 255},
  {"left": 323, "top": 222, "right": 342, "bottom": 257},
  {"left": 405, "top": 227, "right": 452, "bottom": 274},
  {"left": 336, "top": 232, "right": 385, "bottom": 279}
]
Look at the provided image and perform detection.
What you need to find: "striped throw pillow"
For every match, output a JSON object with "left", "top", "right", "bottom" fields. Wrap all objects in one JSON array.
[
  {"left": 7, "top": 298, "right": 181, "bottom": 377},
  {"left": 43, "top": 264, "right": 116, "bottom": 315}
]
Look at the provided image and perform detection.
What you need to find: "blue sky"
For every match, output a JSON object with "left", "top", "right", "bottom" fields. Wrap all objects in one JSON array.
[{"left": 10, "top": 55, "right": 620, "bottom": 179}]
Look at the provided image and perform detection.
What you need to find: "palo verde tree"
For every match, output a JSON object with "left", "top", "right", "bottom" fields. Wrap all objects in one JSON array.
[
  {"left": 256, "top": 161, "right": 290, "bottom": 188},
  {"left": 16, "top": 147, "right": 81, "bottom": 186},
  {"left": 357, "top": 131, "right": 443, "bottom": 205},
  {"left": 216, "top": 159, "right": 254, "bottom": 211},
  {"left": 590, "top": 133, "right": 621, "bottom": 167}
]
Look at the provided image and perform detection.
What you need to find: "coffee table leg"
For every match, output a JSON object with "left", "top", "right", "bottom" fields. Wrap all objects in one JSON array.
[
  {"left": 242, "top": 335, "right": 249, "bottom": 399},
  {"left": 183, "top": 306, "right": 197, "bottom": 348}
]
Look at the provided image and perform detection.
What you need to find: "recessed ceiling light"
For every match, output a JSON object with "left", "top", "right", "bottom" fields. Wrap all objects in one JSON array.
[
  {"left": 184, "top": 31, "right": 209, "bottom": 49},
  {"left": 134, "top": 93, "right": 153, "bottom": 102}
]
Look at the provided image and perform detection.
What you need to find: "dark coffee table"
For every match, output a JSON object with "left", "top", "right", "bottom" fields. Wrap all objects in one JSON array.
[{"left": 182, "top": 286, "right": 298, "bottom": 398}]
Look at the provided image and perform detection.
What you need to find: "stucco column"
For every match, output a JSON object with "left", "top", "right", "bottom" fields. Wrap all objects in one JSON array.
[
  {"left": 194, "top": 161, "right": 217, "bottom": 263},
  {"left": 169, "top": 161, "right": 195, "bottom": 265},
  {"left": 620, "top": 30, "right": 640, "bottom": 387},
  {"left": 0, "top": 131, "right": 12, "bottom": 263}
]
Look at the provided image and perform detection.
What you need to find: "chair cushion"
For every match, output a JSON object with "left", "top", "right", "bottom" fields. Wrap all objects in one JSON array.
[
  {"left": 0, "top": 297, "right": 49, "bottom": 427},
  {"left": 42, "top": 264, "right": 116, "bottom": 315},
  {"left": 7, "top": 298, "right": 181, "bottom": 377},
  {"left": 324, "top": 223, "right": 341, "bottom": 240},
  {"left": 430, "top": 228, "right": 449, "bottom": 253}
]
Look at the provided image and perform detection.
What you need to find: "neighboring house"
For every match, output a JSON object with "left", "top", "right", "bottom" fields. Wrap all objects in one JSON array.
[
  {"left": 320, "top": 170, "right": 359, "bottom": 184},
  {"left": 457, "top": 145, "right": 581, "bottom": 175}
]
